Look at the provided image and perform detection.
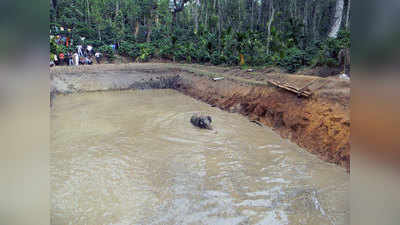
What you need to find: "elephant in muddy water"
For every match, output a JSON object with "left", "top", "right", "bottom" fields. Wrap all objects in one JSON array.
[{"left": 190, "top": 114, "right": 213, "bottom": 130}]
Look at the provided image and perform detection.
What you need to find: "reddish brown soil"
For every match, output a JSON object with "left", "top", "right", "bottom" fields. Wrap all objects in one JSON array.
[{"left": 177, "top": 75, "right": 350, "bottom": 170}]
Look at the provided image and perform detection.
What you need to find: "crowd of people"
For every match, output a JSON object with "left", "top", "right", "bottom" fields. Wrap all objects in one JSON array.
[
  {"left": 50, "top": 31, "right": 103, "bottom": 67},
  {"left": 50, "top": 44, "right": 101, "bottom": 67}
]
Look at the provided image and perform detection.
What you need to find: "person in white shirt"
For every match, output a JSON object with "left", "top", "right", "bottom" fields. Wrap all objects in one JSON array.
[
  {"left": 77, "top": 45, "right": 83, "bottom": 56},
  {"left": 87, "top": 45, "right": 93, "bottom": 56},
  {"left": 73, "top": 53, "right": 79, "bottom": 66},
  {"left": 95, "top": 52, "right": 102, "bottom": 64},
  {"left": 54, "top": 54, "right": 58, "bottom": 65}
]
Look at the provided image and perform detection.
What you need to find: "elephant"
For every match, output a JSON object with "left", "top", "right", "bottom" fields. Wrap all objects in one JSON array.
[{"left": 190, "top": 114, "right": 212, "bottom": 130}]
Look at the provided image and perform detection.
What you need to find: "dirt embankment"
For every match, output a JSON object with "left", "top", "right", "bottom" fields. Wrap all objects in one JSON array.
[
  {"left": 176, "top": 75, "right": 350, "bottom": 170},
  {"left": 50, "top": 63, "right": 350, "bottom": 170}
]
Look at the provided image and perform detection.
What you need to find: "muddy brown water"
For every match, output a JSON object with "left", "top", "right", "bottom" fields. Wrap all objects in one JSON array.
[{"left": 51, "top": 89, "right": 349, "bottom": 225}]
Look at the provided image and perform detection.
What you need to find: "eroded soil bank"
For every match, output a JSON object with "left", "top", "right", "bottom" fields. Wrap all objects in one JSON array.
[{"left": 50, "top": 63, "right": 350, "bottom": 170}]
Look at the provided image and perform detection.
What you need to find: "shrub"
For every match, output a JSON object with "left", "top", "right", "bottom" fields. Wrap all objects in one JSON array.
[
  {"left": 155, "top": 38, "right": 174, "bottom": 60},
  {"left": 136, "top": 43, "right": 155, "bottom": 62},
  {"left": 49, "top": 22, "right": 350, "bottom": 71},
  {"left": 118, "top": 41, "right": 136, "bottom": 58},
  {"left": 98, "top": 45, "right": 115, "bottom": 61},
  {"left": 50, "top": 38, "right": 57, "bottom": 54},
  {"left": 210, "top": 51, "right": 226, "bottom": 65},
  {"left": 279, "top": 47, "right": 307, "bottom": 73},
  {"left": 86, "top": 40, "right": 104, "bottom": 48},
  {"left": 56, "top": 45, "right": 68, "bottom": 55},
  {"left": 310, "top": 30, "right": 351, "bottom": 67}
]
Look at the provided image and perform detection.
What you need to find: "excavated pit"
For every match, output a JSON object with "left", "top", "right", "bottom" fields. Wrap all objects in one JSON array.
[
  {"left": 176, "top": 76, "right": 350, "bottom": 170},
  {"left": 50, "top": 64, "right": 350, "bottom": 170}
]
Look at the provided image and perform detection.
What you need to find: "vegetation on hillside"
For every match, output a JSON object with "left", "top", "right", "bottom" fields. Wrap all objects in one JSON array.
[{"left": 50, "top": 0, "right": 351, "bottom": 73}]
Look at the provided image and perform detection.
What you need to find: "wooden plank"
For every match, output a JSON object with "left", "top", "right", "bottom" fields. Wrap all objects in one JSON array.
[
  {"left": 267, "top": 79, "right": 311, "bottom": 97},
  {"left": 298, "top": 79, "right": 318, "bottom": 92}
]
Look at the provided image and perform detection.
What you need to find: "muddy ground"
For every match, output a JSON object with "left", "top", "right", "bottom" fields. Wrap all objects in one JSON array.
[{"left": 50, "top": 63, "right": 350, "bottom": 170}]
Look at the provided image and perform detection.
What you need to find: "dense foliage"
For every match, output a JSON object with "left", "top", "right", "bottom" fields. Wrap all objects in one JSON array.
[{"left": 50, "top": 0, "right": 351, "bottom": 72}]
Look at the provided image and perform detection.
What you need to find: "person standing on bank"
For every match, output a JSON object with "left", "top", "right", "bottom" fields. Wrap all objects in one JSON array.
[
  {"left": 67, "top": 52, "right": 73, "bottom": 66},
  {"left": 73, "top": 53, "right": 79, "bottom": 66},
  {"left": 87, "top": 45, "right": 93, "bottom": 56},
  {"left": 77, "top": 45, "right": 83, "bottom": 56},
  {"left": 59, "top": 52, "right": 65, "bottom": 66},
  {"left": 95, "top": 52, "right": 102, "bottom": 64}
]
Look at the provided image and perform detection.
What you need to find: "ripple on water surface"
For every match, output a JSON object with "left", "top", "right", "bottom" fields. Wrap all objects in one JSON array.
[{"left": 51, "top": 89, "right": 349, "bottom": 225}]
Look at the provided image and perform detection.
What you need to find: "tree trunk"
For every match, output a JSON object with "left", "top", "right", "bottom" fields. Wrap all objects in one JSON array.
[
  {"left": 204, "top": 0, "right": 208, "bottom": 30},
  {"left": 98, "top": 28, "right": 101, "bottom": 41},
  {"left": 312, "top": 0, "right": 319, "bottom": 41},
  {"left": 146, "top": 18, "right": 152, "bottom": 43},
  {"left": 261, "top": 0, "right": 267, "bottom": 31},
  {"left": 51, "top": 0, "right": 57, "bottom": 9},
  {"left": 328, "top": 0, "right": 344, "bottom": 38},
  {"left": 134, "top": 20, "right": 140, "bottom": 39},
  {"left": 194, "top": 0, "right": 199, "bottom": 33},
  {"left": 218, "top": 0, "right": 222, "bottom": 50},
  {"left": 51, "top": 0, "right": 58, "bottom": 23},
  {"left": 146, "top": 27, "right": 152, "bottom": 42},
  {"left": 302, "top": 0, "right": 308, "bottom": 47},
  {"left": 146, "top": 4, "right": 154, "bottom": 43},
  {"left": 218, "top": 1, "right": 222, "bottom": 31},
  {"left": 238, "top": 0, "right": 241, "bottom": 31},
  {"left": 251, "top": 0, "right": 254, "bottom": 30},
  {"left": 345, "top": 0, "right": 351, "bottom": 30},
  {"left": 266, "top": 0, "right": 275, "bottom": 55},
  {"left": 257, "top": 1, "right": 262, "bottom": 30},
  {"left": 115, "top": 0, "right": 119, "bottom": 17},
  {"left": 289, "top": 0, "right": 294, "bottom": 19},
  {"left": 172, "top": 12, "right": 177, "bottom": 31}
]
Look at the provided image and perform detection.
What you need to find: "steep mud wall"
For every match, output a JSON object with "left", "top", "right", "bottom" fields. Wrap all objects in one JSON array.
[{"left": 176, "top": 75, "right": 350, "bottom": 170}]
